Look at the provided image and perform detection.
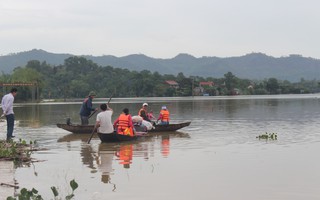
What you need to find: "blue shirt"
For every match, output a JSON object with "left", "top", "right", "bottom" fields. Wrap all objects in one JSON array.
[{"left": 79, "top": 97, "right": 95, "bottom": 117}]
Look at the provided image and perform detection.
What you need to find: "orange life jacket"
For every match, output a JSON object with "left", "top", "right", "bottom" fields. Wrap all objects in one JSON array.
[
  {"left": 160, "top": 110, "right": 170, "bottom": 122},
  {"left": 117, "top": 114, "right": 133, "bottom": 136},
  {"left": 138, "top": 108, "right": 147, "bottom": 116}
]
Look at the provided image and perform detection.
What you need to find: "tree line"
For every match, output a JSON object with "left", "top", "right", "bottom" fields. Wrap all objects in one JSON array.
[{"left": 0, "top": 56, "right": 319, "bottom": 101}]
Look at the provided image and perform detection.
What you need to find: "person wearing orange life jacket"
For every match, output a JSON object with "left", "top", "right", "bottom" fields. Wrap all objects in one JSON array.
[
  {"left": 138, "top": 103, "right": 151, "bottom": 122},
  {"left": 113, "top": 108, "right": 134, "bottom": 136},
  {"left": 157, "top": 105, "right": 170, "bottom": 125}
]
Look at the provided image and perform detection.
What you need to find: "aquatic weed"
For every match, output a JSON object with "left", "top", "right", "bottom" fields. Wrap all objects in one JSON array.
[
  {"left": 6, "top": 179, "right": 78, "bottom": 200},
  {"left": 257, "top": 132, "right": 277, "bottom": 140}
]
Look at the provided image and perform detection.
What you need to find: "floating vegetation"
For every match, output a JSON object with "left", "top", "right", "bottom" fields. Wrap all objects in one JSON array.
[
  {"left": 257, "top": 132, "right": 277, "bottom": 140},
  {"left": 6, "top": 179, "right": 78, "bottom": 200},
  {"left": 0, "top": 139, "right": 44, "bottom": 166}
]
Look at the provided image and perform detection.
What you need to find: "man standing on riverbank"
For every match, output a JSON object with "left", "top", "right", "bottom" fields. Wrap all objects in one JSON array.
[{"left": 1, "top": 88, "right": 18, "bottom": 141}]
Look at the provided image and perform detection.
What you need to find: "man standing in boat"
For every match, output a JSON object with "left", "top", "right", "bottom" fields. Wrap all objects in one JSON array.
[{"left": 79, "top": 91, "right": 98, "bottom": 125}]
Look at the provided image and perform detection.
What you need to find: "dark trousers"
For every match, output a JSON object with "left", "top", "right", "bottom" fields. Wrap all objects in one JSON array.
[
  {"left": 6, "top": 114, "right": 14, "bottom": 139},
  {"left": 80, "top": 115, "right": 89, "bottom": 125}
]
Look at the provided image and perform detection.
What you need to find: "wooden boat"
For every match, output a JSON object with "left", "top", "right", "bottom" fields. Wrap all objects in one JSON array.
[
  {"left": 56, "top": 123, "right": 95, "bottom": 134},
  {"left": 97, "top": 131, "right": 147, "bottom": 143},
  {"left": 57, "top": 121, "right": 191, "bottom": 134},
  {"left": 149, "top": 121, "right": 191, "bottom": 132}
]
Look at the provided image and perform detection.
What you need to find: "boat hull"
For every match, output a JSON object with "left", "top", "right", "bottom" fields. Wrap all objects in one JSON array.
[
  {"left": 149, "top": 121, "right": 191, "bottom": 132},
  {"left": 98, "top": 132, "right": 138, "bottom": 142},
  {"left": 57, "top": 121, "right": 191, "bottom": 134},
  {"left": 56, "top": 123, "right": 95, "bottom": 134}
]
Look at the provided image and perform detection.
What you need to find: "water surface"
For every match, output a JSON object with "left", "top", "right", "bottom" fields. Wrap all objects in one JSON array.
[{"left": 1, "top": 95, "right": 320, "bottom": 200}]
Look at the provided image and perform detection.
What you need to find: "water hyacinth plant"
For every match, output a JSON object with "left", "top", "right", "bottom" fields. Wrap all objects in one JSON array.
[
  {"left": 257, "top": 132, "right": 277, "bottom": 140},
  {"left": 0, "top": 139, "right": 36, "bottom": 164},
  {"left": 6, "top": 179, "right": 78, "bottom": 200}
]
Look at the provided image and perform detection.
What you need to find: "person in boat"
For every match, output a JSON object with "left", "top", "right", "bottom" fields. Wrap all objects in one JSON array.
[
  {"left": 95, "top": 103, "right": 114, "bottom": 134},
  {"left": 157, "top": 105, "right": 170, "bottom": 125},
  {"left": 79, "top": 91, "right": 98, "bottom": 125},
  {"left": 147, "top": 110, "right": 156, "bottom": 121},
  {"left": 138, "top": 103, "right": 151, "bottom": 122},
  {"left": 113, "top": 108, "right": 134, "bottom": 136}
]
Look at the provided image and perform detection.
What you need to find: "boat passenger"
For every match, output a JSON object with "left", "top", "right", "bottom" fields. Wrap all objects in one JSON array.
[
  {"left": 114, "top": 108, "right": 134, "bottom": 136},
  {"left": 138, "top": 103, "right": 151, "bottom": 122},
  {"left": 95, "top": 103, "right": 114, "bottom": 134},
  {"left": 157, "top": 105, "right": 170, "bottom": 125},
  {"left": 79, "top": 91, "right": 98, "bottom": 125},
  {"left": 147, "top": 110, "right": 156, "bottom": 121}
]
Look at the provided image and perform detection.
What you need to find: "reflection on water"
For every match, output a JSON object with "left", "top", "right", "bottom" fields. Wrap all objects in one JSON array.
[
  {"left": 55, "top": 131, "right": 189, "bottom": 190},
  {"left": 81, "top": 144, "right": 96, "bottom": 170},
  {"left": 3, "top": 95, "right": 320, "bottom": 200},
  {"left": 97, "top": 143, "right": 115, "bottom": 189},
  {"left": 115, "top": 144, "right": 133, "bottom": 168},
  {"left": 0, "top": 161, "right": 16, "bottom": 198},
  {"left": 161, "top": 135, "right": 170, "bottom": 157}
]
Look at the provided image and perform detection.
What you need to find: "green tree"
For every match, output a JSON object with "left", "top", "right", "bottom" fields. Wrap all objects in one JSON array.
[
  {"left": 177, "top": 78, "right": 192, "bottom": 96},
  {"left": 224, "top": 72, "right": 237, "bottom": 95},
  {"left": 10, "top": 67, "right": 42, "bottom": 101},
  {"left": 266, "top": 78, "right": 279, "bottom": 94}
]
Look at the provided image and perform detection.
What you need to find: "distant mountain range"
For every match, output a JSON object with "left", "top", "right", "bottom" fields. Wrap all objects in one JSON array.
[{"left": 1, "top": 49, "right": 320, "bottom": 82}]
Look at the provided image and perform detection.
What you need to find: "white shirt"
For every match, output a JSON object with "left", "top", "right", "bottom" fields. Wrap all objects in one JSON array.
[
  {"left": 96, "top": 110, "right": 114, "bottom": 133},
  {"left": 1, "top": 93, "right": 14, "bottom": 115}
]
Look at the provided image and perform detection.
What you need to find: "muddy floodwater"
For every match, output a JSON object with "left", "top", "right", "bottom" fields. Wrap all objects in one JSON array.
[{"left": 1, "top": 95, "right": 320, "bottom": 200}]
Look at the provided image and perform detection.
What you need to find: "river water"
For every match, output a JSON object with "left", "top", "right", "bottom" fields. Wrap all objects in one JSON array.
[{"left": 1, "top": 95, "right": 320, "bottom": 200}]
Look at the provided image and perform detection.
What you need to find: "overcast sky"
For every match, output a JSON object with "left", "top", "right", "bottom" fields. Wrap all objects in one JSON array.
[{"left": 1, "top": 0, "right": 320, "bottom": 58}]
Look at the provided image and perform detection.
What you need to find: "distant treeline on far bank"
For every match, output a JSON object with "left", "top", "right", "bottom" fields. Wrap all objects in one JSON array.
[{"left": 0, "top": 56, "right": 319, "bottom": 101}]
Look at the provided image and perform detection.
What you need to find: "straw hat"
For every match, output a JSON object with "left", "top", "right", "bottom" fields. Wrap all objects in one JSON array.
[{"left": 88, "top": 91, "right": 96, "bottom": 96}]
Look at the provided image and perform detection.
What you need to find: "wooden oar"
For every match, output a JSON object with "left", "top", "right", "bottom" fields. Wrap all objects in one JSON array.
[
  {"left": 88, "top": 110, "right": 97, "bottom": 119},
  {"left": 88, "top": 92, "right": 113, "bottom": 119},
  {"left": 106, "top": 92, "right": 114, "bottom": 104},
  {"left": 87, "top": 124, "right": 97, "bottom": 144}
]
